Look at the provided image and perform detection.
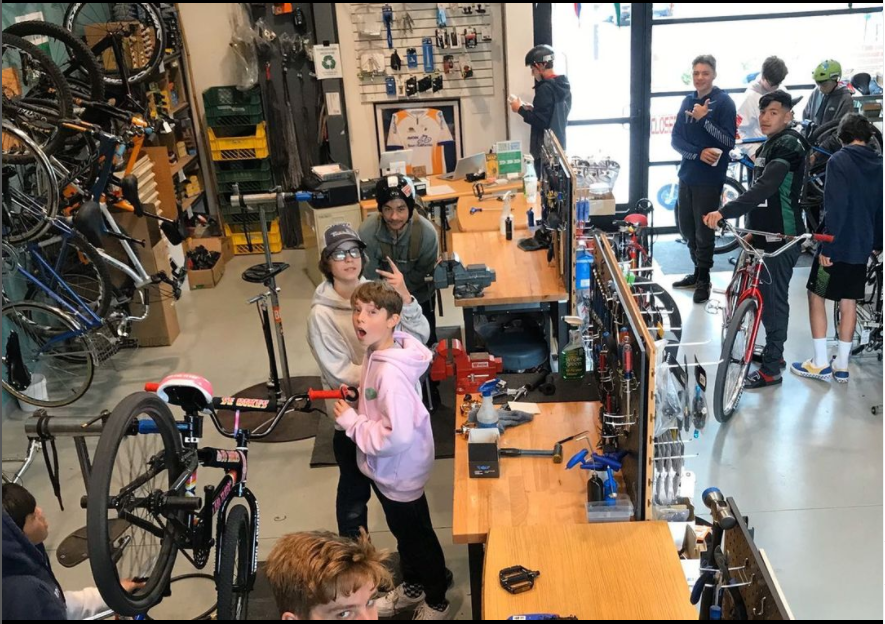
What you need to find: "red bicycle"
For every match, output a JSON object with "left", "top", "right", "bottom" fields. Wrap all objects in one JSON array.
[{"left": 713, "top": 222, "right": 833, "bottom": 423}]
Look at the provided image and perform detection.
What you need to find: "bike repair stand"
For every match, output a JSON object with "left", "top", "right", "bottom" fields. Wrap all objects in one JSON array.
[{"left": 233, "top": 186, "right": 304, "bottom": 401}]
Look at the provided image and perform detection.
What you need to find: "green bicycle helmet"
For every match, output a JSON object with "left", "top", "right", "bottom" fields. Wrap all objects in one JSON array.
[{"left": 812, "top": 59, "right": 842, "bottom": 83}]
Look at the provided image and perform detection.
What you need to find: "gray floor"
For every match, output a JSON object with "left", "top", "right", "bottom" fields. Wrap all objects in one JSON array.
[{"left": 2, "top": 248, "right": 881, "bottom": 620}]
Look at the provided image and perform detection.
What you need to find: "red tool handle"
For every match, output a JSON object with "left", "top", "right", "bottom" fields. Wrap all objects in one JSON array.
[
  {"left": 308, "top": 387, "right": 359, "bottom": 402},
  {"left": 813, "top": 233, "right": 834, "bottom": 243},
  {"left": 145, "top": 382, "right": 160, "bottom": 392}
]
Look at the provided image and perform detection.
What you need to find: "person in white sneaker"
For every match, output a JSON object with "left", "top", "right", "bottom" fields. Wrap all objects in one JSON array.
[
  {"left": 791, "top": 113, "right": 883, "bottom": 383},
  {"left": 265, "top": 530, "right": 391, "bottom": 620}
]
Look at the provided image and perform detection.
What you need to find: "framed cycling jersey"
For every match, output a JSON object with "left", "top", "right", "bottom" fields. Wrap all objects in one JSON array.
[{"left": 375, "top": 99, "right": 462, "bottom": 176}]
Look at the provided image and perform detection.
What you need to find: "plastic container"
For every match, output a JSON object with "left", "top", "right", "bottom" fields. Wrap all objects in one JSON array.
[
  {"left": 586, "top": 495, "right": 634, "bottom": 523},
  {"left": 224, "top": 219, "right": 283, "bottom": 255},
  {"left": 203, "top": 86, "right": 263, "bottom": 127},
  {"left": 523, "top": 155, "right": 538, "bottom": 203},
  {"left": 208, "top": 123, "right": 269, "bottom": 161},
  {"left": 559, "top": 317, "right": 585, "bottom": 381},
  {"left": 17, "top": 374, "right": 47, "bottom": 413}
]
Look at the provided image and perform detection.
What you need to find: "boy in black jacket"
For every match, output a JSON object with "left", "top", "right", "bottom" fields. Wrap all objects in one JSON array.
[
  {"left": 704, "top": 91, "right": 807, "bottom": 389},
  {"left": 791, "top": 113, "right": 883, "bottom": 384},
  {"left": 671, "top": 54, "right": 737, "bottom": 304},
  {"left": 510, "top": 44, "right": 572, "bottom": 166}
]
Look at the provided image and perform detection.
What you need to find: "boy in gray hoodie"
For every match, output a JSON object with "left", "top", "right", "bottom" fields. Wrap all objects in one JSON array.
[{"left": 306, "top": 224, "right": 429, "bottom": 540}]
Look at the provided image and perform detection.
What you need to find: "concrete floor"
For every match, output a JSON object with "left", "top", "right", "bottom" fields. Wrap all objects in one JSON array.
[{"left": 2, "top": 247, "right": 881, "bottom": 620}]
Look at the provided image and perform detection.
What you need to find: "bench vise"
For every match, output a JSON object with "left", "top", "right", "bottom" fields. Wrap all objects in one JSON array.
[{"left": 430, "top": 252, "right": 495, "bottom": 299}]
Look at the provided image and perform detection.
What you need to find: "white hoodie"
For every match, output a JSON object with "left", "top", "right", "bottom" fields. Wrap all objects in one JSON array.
[
  {"left": 306, "top": 278, "right": 430, "bottom": 428},
  {"left": 737, "top": 79, "right": 790, "bottom": 154}
]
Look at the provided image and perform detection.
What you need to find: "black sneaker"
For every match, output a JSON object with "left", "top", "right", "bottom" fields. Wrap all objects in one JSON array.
[
  {"left": 673, "top": 273, "right": 698, "bottom": 289},
  {"left": 693, "top": 280, "right": 712, "bottom": 304},
  {"left": 751, "top": 351, "right": 787, "bottom": 369},
  {"left": 744, "top": 370, "right": 783, "bottom": 389}
]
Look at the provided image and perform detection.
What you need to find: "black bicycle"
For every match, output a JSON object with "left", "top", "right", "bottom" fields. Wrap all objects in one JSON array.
[{"left": 85, "top": 377, "right": 356, "bottom": 618}]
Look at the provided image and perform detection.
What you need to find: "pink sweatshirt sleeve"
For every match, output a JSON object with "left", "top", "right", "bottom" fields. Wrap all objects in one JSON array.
[{"left": 336, "top": 370, "right": 417, "bottom": 458}]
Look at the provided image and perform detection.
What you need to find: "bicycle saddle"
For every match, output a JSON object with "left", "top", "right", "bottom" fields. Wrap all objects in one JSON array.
[
  {"left": 4, "top": 330, "right": 32, "bottom": 392},
  {"left": 154, "top": 373, "right": 214, "bottom": 412},
  {"left": 73, "top": 200, "right": 105, "bottom": 249},
  {"left": 624, "top": 213, "right": 648, "bottom": 228}
]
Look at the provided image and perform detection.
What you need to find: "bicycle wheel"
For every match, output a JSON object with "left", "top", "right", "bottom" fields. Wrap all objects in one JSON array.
[
  {"left": 5, "top": 20, "right": 105, "bottom": 101},
  {"left": 1, "top": 122, "right": 60, "bottom": 244},
  {"left": 24, "top": 229, "right": 113, "bottom": 318},
  {"left": 64, "top": 3, "right": 165, "bottom": 87},
  {"left": 713, "top": 298, "right": 758, "bottom": 423},
  {"left": 2, "top": 34, "right": 74, "bottom": 163},
  {"left": 714, "top": 179, "right": 746, "bottom": 255},
  {"left": 1, "top": 301, "right": 94, "bottom": 407},
  {"left": 217, "top": 505, "right": 252, "bottom": 621},
  {"left": 88, "top": 392, "right": 185, "bottom": 616}
]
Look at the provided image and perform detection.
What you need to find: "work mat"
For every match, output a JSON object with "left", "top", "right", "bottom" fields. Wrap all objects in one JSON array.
[{"left": 215, "top": 376, "right": 322, "bottom": 443}]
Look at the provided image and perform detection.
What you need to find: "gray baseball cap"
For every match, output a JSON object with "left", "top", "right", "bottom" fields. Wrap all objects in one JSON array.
[{"left": 322, "top": 223, "right": 366, "bottom": 255}]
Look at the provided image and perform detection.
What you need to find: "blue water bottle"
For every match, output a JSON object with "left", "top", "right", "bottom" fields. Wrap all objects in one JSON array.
[{"left": 422, "top": 37, "right": 435, "bottom": 73}]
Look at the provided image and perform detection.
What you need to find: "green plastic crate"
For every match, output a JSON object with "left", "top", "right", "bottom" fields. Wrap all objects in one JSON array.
[
  {"left": 214, "top": 159, "right": 273, "bottom": 185},
  {"left": 203, "top": 86, "right": 264, "bottom": 127}
]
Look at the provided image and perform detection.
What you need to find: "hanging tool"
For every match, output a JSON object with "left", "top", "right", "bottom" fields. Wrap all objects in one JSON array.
[
  {"left": 401, "top": 10, "right": 415, "bottom": 34},
  {"left": 566, "top": 448, "right": 627, "bottom": 472},
  {"left": 293, "top": 6, "right": 306, "bottom": 28},
  {"left": 500, "top": 566, "right": 540, "bottom": 594},
  {"left": 390, "top": 49, "right": 402, "bottom": 71},
  {"left": 381, "top": 4, "right": 394, "bottom": 49}
]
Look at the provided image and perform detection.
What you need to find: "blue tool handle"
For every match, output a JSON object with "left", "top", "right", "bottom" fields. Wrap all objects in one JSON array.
[
  {"left": 592, "top": 453, "right": 622, "bottom": 471},
  {"left": 566, "top": 448, "right": 589, "bottom": 469},
  {"left": 691, "top": 571, "right": 715, "bottom": 605}
]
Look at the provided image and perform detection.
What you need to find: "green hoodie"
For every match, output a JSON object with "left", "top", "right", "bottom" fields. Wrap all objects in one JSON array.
[{"left": 359, "top": 212, "right": 439, "bottom": 304}]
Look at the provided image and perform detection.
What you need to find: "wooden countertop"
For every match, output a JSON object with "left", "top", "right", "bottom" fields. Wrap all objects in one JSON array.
[
  {"left": 453, "top": 193, "right": 540, "bottom": 232},
  {"left": 452, "top": 400, "right": 600, "bottom": 545},
  {"left": 450, "top": 231, "right": 568, "bottom": 307},
  {"left": 483, "top": 523, "right": 697, "bottom": 620}
]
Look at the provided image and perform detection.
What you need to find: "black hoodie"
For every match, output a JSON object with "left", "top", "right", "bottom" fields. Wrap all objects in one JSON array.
[
  {"left": 519, "top": 75, "right": 572, "bottom": 163},
  {"left": 2, "top": 511, "right": 67, "bottom": 620},
  {"left": 820, "top": 144, "right": 884, "bottom": 264}
]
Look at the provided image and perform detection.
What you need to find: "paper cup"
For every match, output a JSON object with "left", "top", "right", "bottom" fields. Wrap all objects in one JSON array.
[{"left": 709, "top": 148, "right": 723, "bottom": 167}]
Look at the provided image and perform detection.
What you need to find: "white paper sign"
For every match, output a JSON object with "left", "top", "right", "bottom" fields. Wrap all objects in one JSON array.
[
  {"left": 325, "top": 91, "right": 342, "bottom": 116},
  {"left": 314, "top": 44, "right": 343, "bottom": 80}
]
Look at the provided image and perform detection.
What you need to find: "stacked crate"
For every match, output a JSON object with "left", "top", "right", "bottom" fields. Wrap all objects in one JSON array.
[{"left": 203, "top": 86, "right": 281, "bottom": 254}]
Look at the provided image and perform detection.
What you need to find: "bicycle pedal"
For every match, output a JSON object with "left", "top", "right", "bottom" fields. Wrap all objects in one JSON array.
[
  {"left": 704, "top": 301, "right": 723, "bottom": 315},
  {"left": 119, "top": 338, "right": 139, "bottom": 350}
]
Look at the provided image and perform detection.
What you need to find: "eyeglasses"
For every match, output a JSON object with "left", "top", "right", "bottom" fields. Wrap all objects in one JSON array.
[{"left": 329, "top": 248, "right": 362, "bottom": 262}]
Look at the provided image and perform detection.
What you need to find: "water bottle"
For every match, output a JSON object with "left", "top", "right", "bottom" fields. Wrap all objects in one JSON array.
[
  {"left": 422, "top": 38, "right": 435, "bottom": 73},
  {"left": 523, "top": 155, "right": 538, "bottom": 203},
  {"left": 576, "top": 242, "right": 593, "bottom": 323}
]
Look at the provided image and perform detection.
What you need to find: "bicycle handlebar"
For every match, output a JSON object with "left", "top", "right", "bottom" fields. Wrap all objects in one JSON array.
[
  {"left": 718, "top": 220, "right": 835, "bottom": 254},
  {"left": 309, "top": 387, "right": 359, "bottom": 402}
]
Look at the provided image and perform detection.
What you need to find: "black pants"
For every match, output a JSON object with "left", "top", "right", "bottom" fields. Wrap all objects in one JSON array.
[
  {"left": 678, "top": 183, "right": 722, "bottom": 272},
  {"left": 332, "top": 430, "right": 372, "bottom": 539},
  {"left": 373, "top": 485, "right": 448, "bottom": 605},
  {"left": 758, "top": 245, "right": 800, "bottom": 377}
]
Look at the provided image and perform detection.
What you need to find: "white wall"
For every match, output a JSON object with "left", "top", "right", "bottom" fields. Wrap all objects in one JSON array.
[
  {"left": 336, "top": 3, "right": 521, "bottom": 177},
  {"left": 503, "top": 4, "right": 535, "bottom": 156}
]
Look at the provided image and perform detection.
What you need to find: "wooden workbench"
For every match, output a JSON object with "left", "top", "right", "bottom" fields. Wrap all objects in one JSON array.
[
  {"left": 483, "top": 523, "right": 697, "bottom": 620},
  {"left": 450, "top": 231, "right": 568, "bottom": 308},
  {"left": 453, "top": 399, "right": 600, "bottom": 618},
  {"left": 453, "top": 193, "right": 540, "bottom": 233}
]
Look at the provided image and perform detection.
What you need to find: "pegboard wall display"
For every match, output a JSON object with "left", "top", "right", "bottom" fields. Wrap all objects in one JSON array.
[{"left": 348, "top": 3, "right": 496, "bottom": 103}]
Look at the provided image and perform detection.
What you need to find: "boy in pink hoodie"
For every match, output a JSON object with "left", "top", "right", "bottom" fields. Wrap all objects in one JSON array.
[{"left": 334, "top": 282, "right": 451, "bottom": 620}]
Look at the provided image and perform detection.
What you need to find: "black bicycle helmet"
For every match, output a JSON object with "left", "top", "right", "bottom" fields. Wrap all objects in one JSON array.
[
  {"left": 525, "top": 44, "right": 555, "bottom": 67},
  {"left": 375, "top": 174, "right": 416, "bottom": 217}
]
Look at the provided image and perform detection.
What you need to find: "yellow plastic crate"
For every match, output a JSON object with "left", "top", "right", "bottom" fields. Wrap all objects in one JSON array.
[
  {"left": 224, "top": 219, "right": 282, "bottom": 255},
  {"left": 208, "top": 122, "right": 269, "bottom": 161}
]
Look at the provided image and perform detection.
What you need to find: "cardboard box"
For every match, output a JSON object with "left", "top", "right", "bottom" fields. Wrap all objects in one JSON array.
[
  {"left": 589, "top": 193, "right": 617, "bottom": 216},
  {"left": 183, "top": 237, "right": 226, "bottom": 290},
  {"left": 221, "top": 237, "right": 235, "bottom": 264},
  {"left": 132, "top": 240, "right": 180, "bottom": 347},
  {"left": 468, "top": 428, "right": 500, "bottom": 478}
]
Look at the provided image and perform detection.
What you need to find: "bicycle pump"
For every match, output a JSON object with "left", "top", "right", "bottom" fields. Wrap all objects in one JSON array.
[{"left": 232, "top": 186, "right": 307, "bottom": 401}]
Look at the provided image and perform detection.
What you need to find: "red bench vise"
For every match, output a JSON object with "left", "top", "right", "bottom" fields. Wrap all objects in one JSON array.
[{"left": 430, "top": 338, "right": 503, "bottom": 395}]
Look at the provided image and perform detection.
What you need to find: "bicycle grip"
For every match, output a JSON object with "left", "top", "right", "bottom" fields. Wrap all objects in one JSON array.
[
  {"left": 308, "top": 387, "right": 359, "bottom": 402},
  {"left": 164, "top": 496, "right": 202, "bottom": 511},
  {"left": 144, "top": 383, "right": 160, "bottom": 392},
  {"left": 813, "top": 233, "right": 834, "bottom": 243}
]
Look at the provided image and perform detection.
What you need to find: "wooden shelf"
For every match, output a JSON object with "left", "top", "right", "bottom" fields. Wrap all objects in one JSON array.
[
  {"left": 170, "top": 153, "right": 198, "bottom": 175},
  {"left": 171, "top": 101, "right": 189, "bottom": 115},
  {"left": 182, "top": 191, "right": 205, "bottom": 211}
]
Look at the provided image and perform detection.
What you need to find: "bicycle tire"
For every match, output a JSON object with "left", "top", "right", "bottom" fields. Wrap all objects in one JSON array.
[
  {"left": 24, "top": 228, "right": 113, "bottom": 319},
  {"left": 216, "top": 505, "right": 252, "bottom": 621},
  {"left": 2, "top": 33, "right": 74, "bottom": 163},
  {"left": 0, "top": 301, "right": 95, "bottom": 407},
  {"left": 5, "top": 20, "right": 105, "bottom": 102},
  {"left": 64, "top": 3, "right": 166, "bottom": 87},
  {"left": 1, "top": 121, "right": 60, "bottom": 244},
  {"left": 713, "top": 298, "right": 758, "bottom": 423},
  {"left": 87, "top": 392, "right": 185, "bottom": 616}
]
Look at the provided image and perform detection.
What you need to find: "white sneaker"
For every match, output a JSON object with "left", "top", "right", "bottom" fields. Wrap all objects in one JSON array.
[
  {"left": 412, "top": 601, "right": 452, "bottom": 620},
  {"left": 375, "top": 584, "right": 425, "bottom": 617}
]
